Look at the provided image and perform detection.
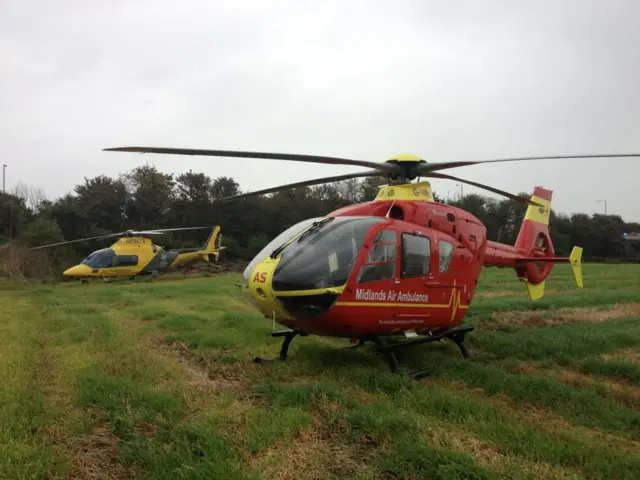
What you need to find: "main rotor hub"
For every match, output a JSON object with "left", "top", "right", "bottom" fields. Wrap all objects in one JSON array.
[
  {"left": 384, "top": 153, "right": 425, "bottom": 164},
  {"left": 374, "top": 181, "right": 435, "bottom": 202},
  {"left": 384, "top": 153, "right": 426, "bottom": 182}
]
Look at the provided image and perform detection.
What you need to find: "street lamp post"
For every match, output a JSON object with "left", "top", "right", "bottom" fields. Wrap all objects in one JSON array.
[
  {"left": 455, "top": 183, "right": 463, "bottom": 200},
  {"left": 2, "top": 164, "right": 6, "bottom": 194},
  {"left": 596, "top": 199, "right": 607, "bottom": 215}
]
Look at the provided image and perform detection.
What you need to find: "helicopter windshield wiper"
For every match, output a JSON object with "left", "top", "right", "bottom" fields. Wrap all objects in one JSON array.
[
  {"left": 269, "top": 217, "right": 334, "bottom": 259},
  {"left": 295, "top": 217, "right": 334, "bottom": 244},
  {"left": 270, "top": 242, "right": 289, "bottom": 259}
]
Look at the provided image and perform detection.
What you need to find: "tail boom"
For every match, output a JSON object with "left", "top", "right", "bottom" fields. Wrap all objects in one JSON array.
[{"left": 482, "top": 186, "right": 583, "bottom": 300}]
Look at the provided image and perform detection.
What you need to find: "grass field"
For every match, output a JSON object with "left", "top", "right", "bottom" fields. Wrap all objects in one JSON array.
[{"left": 2, "top": 264, "right": 640, "bottom": 479}]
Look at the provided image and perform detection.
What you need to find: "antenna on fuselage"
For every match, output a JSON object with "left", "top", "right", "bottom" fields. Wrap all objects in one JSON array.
[{"left": 385, "top": 200, "right": 396, "bottom": 219}]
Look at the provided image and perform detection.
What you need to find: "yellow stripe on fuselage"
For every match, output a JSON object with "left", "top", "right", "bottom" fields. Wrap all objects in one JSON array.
[
  {"left": 334, "top": 279, "right": 469, "bottom": 324},
  {"left": 273, "top": 286, "right": 345, "bottom": 297},
  {"left": 524, "top": 195, "right": 552, "bottom": 225},
  {"left": 335, "top": 302, "right": 468, "bottom": 309}
]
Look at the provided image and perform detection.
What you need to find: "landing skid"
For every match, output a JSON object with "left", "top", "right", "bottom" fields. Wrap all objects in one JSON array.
[
  {"left": 370, "top": 324, "right": 474, "bottom": 379},
  {"left": 252, "top": 325, "right": 473, "bottom": 379},
  {"left": 252, "top": 329, "right": 309, "bottom": 363}
]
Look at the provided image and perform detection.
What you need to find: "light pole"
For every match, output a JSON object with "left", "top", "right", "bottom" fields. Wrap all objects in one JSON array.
[
  {"left": 456, "top": 183, "right": 463, "bottom": 200},
  {"left": 2, "top": 164, "right": 6, "bottom": 194},
  {"left": 596, "top": 199, "right": 607, "bottom": 215}
]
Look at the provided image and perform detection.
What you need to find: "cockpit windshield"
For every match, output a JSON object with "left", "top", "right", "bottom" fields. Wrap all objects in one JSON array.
[
  {"left": 272, "top": 216, "right": 386, "bottom": 291},
  {"left": 81, "top": 248, "right": 115, "bottom": 269},
  {"left": 242, "top": 217, "right": 323, "bottom": 281}
]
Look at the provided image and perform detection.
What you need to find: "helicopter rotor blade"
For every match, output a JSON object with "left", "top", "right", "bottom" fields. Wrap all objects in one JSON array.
[
  {"left": 29, "top": 233, "right": 122, "bottom": 250},
  {"left": 103, "top": 146, "right": 398, "bottom": 173},
  {"left": 131, "top": 226, "right": 214, "bottom": 234},
  {"left": 426, "top": 172, "right": 543, "bottom": 206},
  {"left": 30, "top": 226, "right": 215, "bottom": 249},
  {"left": 128, "top": 231, "right": 165, "bottom": 236},
  {"left": 213, "top": 171, "right": 384, "bottom": 202},
  {"left": 419, "top": 153, "right": 640, "bottom": 174}
]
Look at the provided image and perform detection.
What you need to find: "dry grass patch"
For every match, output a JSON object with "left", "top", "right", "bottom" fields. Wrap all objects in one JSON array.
[
  {"left": 490, "top": 390, "right": 640, "bottom": 456},
  {"left": 164, "top": 340, "right": 250, "bottom": 387},
  {"left": 602, "top": 347, "right": 640, "bottom": 365},
  {"left": 422, "top": 421, "right": 504, "bottom": 467},
  {"left": 425, "top": 419, "right": 571, "bottom": 478},
  {"left": 247, "top": 418, "right": 373, "bottom": 480},
  {"left": 443, "top": 379, "right": 640, "bottom": 457},
  {"left": 103, "top": 308, "right": 253, "bottom": 418},
  {"left": 507, "top": 360, "right": 640, "bottom": 409},
  {"left": 66, "top": 425, "right": 137, "bottom": 480},
  {"left": 482, "top": 303, "right": 640, "bottom": 330},
  {"left": 555, "top": 369, "right": 640, "bottom": 408}
]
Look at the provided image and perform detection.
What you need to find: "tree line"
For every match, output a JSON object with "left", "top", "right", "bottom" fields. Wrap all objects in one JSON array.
[{"left": 1, "top": 164, "right": 639, "bottom": 270}]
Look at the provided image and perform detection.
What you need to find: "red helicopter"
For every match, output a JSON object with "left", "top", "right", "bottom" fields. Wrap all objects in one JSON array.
[{"left": 104, "top": 147, "right": 638, "bottom": 377}]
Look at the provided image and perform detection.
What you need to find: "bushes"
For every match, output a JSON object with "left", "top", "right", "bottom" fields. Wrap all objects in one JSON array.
[
  {"left": 0, "top": 242, "right": 56, "bottom": 278},
  {"left": 0, "top": 241, "right": 80, "bottom": 279}
]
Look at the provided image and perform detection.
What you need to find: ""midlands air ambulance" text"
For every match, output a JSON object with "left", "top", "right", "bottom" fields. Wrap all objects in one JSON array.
[{"left": 354, "top": 288, "right": 429, "bottom": 303}]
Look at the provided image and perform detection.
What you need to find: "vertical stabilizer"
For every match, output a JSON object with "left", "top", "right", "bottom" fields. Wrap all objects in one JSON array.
[{"left": 199, "top": 226, "right": 224, "bottom": 262}]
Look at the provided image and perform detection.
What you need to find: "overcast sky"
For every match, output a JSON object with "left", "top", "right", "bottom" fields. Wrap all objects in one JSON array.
[{"left": 2, "top": 0, "right": 640, "bottom": 222}]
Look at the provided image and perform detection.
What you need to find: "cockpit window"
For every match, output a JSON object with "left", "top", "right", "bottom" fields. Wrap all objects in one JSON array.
[
  {"left": 272, "top": 216, "right": 386, "bottom": 291},
  {"left": 357, "top": 229, "right": 397, "bottom": 284},
  {"left": 243, "top": 217, "right": 323, "bottom": 281},
  {"left": 81, "top": 248, "right": 115, "bottom": 269}
]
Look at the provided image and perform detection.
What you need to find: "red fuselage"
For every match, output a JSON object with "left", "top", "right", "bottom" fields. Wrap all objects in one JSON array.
[{"left": 247, "top": 197, "right": 550, "bottom": 339}]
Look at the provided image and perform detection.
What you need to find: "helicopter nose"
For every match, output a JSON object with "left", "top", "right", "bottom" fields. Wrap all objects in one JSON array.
[{"left": 63, "top": 265, "right": 89, "bottom": 277}]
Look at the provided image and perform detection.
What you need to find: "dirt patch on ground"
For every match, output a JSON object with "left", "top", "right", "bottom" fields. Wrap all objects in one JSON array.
[
  {"left": 557, "top": 369, "right": 640, "bottom": 409},
  {"left": 427, "top": 419, "right": 579, "bottom": 479},
  {"left": 66, "top": 425, "right": 137, "bottom": 480},
  {"left": 482, "top": 303, "right": 640, "bottom": 330},
  {"left": 507, "top": 360, "right": 640, "bottom": 409},
  {"left": 424, "top": 422, "right": 505, "bottom": 467},
  {"left": 445, "top": 379, "right": 640, "bottom": 457},
  {"left": 602, "top": 347, "right": 640, "bottom": 365},
  {"left": 167, "top": 341, "right": 248, "bottom": 387},
  {"left": 246, "top": 413, "right": 373, "bottom": 480}
]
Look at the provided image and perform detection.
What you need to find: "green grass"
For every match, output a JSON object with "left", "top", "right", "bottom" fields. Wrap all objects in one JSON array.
[{"left": 2, "top": 263, "right": 640, "bottom": 479}]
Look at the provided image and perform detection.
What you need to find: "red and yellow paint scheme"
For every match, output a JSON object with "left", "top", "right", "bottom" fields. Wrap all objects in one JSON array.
[
  {"left": 101, "top": 146, "right": 605, "bottom": 375},
  {"left": 243, "top": 183, "right": 583, "bottom": 340}
]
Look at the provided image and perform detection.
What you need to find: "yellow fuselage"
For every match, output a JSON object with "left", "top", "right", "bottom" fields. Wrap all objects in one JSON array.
[{"left": 63, "top": 230, "right": 222, "bottom": 279}]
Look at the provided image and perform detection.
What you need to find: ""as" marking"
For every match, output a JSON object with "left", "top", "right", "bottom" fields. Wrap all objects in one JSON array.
[{"left": 253, "top": 272, "right": 267, "bottom": 283}]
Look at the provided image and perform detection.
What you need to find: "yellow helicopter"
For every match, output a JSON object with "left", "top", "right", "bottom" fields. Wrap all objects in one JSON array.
[{"left": 31, "top": 226, "right": 224, "bottom": 282}]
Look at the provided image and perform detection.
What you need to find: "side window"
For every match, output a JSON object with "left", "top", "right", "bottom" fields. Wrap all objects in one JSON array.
[
  {"left": 401, "top": 233, "right": 430, "bottom": 278},
  {"left": 357, "top": 230, "right": 397, "bottom": 283},
  {"left": 439, "top": 240, "right": 454, "bottom": 272},
  {"left": 115, "top": 255, "right": 139, "bottom": 267}
]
